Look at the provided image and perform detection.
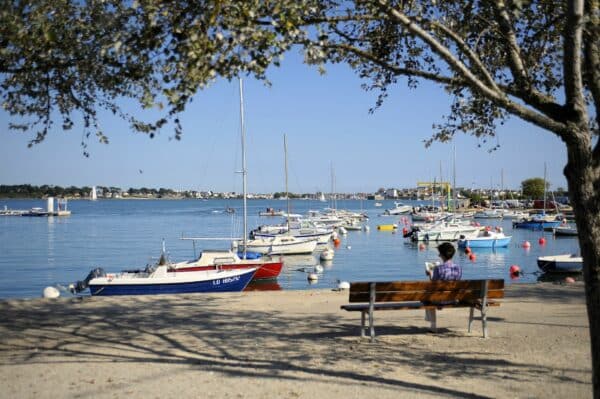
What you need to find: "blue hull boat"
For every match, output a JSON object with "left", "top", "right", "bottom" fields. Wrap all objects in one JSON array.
[
  {"left": 457, "top": 236, "right": 512, "bottom": 248},
  {"left": 72, "top": 266, "right": 256, "bottom": 296},
  {"left": 512, "top": 219, "right": 561, "bottom": 230}
]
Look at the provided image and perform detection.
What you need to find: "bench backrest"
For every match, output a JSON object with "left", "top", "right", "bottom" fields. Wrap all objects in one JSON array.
[{"left": 348, "top": 279, "right": 504, "bottom": 303}]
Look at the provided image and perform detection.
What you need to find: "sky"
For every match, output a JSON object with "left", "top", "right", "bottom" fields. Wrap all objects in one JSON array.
[{"left": 0, "top": 50, "right": 569, "bottom": 194}]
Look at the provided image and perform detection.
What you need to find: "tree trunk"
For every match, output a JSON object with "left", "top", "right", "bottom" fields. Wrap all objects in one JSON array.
[{"left": 563, "top": 129, "right": 600, "bottom": 397}]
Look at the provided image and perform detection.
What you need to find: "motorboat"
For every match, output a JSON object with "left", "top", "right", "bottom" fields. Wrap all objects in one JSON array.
[
  {"left": 383, "top": 202, "right": 412, "bottom": 215},
  {"left": 70, "top": 263, "right": 257, "bottom": 296},
  {"left": 473, "top": 209, "right": 504, "bottom": 219},
  {"left": 21, "top": 207, "right": 49, "bottom": 217},
  {"left": 457, "top": 229, "right": 512, "bottom": 248},
  {"left": 501, "top": 210, "right": 529, "bottom": 219},
  {"left": 234, "top": 235, "right": 319, "bottom": 255},
  {"left": 404, "top": 219, "right": 479, "bottom": 242},
  {"left": 169, "top": 249, "right": 283, "bottom": 280},
  {"left": 552, "top": 224, "right": 578, "bottom": 236},
  {"left": 259, "top": 207, "right": 285, "bottom": 217},
  {"left": 513, "top": 214, "right": 561, "bottom": 230},
  {"left": 537, "top": 254, "right": 583, "bottom": 273}
]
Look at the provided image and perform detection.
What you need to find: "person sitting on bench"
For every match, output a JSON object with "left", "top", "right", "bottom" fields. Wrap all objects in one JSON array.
[{"left": 425, "top": 242, "right": 462, "bottom": 327}]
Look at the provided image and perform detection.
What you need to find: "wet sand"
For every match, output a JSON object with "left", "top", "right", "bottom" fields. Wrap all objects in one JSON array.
[{"left": 0, "top": 282, "right": 591, "bottom": 398}]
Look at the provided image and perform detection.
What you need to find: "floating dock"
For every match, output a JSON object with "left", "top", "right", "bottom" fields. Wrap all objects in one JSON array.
[{"left": 1, "top": 197, "right": 71, "bottom": 217}]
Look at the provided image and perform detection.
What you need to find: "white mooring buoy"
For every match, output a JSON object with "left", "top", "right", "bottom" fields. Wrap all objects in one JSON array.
[
  {"left": 42, "top": 286, "right": 60, "bottom": 299},
  {"left": 320, "top": 248, "right": 334, "bottom": 261},
  {"left": 337, "top": 281, "right": 350, "bottom": 290}
]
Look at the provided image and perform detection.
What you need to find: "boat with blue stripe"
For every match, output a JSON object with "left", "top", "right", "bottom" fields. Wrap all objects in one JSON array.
[
  {"left": 512, "top": 216, "right": 561, "bottom": 230},
  {"left": 71, "top": 265, "right": 256, "bottom": 296},
  {"left": 457, "top": 230, "right": 512, "bottom": 248}
]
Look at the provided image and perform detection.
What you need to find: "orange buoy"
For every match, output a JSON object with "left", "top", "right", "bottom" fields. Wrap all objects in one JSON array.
[
  {"left": 333, "top": 238, "right": 341, "bottom": 247},
  {"left": 468, "top": 253, "right": 476, "bottom": 262},
  {"left": 538, "top": 237, "right": 546, "bottom": 245},
  {"left": 509, "top": 265, "right": 521, "bottom": 275},
  {"left": 464, "top": 247, "right": 472, "bottom": 255},
  {"left": 522, "top": 241, "right": 531, "bottom": 249}
]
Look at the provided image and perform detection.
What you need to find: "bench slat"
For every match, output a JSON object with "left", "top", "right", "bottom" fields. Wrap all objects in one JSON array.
[
  {"left": 341, "top": 301, "right": 501, "bottom": 312},
  {"left": 349, "top": 279, "right": 504, "bottom": 293},
  {"left": 348, "top": 289, "right": 504, "bottom": 303}
]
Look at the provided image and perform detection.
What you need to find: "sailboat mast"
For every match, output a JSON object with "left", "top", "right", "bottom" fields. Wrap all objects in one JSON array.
[
  {"left": 284, "top": 134, "right": 290, "bottom": 232},
  {"left": 453, "top": 145, "right": 457, "bottom": 212},
  {"left": 238, "top": 78, "right": 247, "bottom": 254},
  {"left": 543, "top": 162, "right": 547, "bottom": 214}
]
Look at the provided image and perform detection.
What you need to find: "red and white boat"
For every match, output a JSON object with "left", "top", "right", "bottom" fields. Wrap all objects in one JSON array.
[{"left": 169, "top": 249, "right": 283, "bottom": 280}]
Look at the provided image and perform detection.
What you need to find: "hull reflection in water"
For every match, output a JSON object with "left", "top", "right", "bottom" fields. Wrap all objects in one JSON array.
[{"left": 244, "top": 280, "right": 282, "bottom": 291}]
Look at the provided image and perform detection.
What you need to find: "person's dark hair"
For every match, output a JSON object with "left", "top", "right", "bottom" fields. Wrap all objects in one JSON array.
[{"left": 437, "top": 242, "right": 456, "bottom": 261}]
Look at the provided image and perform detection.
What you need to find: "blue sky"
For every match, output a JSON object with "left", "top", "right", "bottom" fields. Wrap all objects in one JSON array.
[{"left": 0, "top": 50, "right": 568, "bottom": 194}]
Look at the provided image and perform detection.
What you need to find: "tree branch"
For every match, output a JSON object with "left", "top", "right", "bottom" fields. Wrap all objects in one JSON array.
[
  {"left": 564, "top": 0, "right": 588, "bottom": 122},
  {"left": 584, "top": 0, "right": 600, "bottom": 141},
  {"left": 325, "top": 43, "right": 461, "bottom": 86},
  {"left": 375, "top": 0, "right": 569, "bottom": 136},
  {"left": 420, "top": 18, "right": 500, "bottom": 92},
  {"left": 491, "top": 1, "right": 530, "bottom": 88}
]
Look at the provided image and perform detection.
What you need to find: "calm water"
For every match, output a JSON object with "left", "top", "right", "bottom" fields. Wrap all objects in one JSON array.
[{"left": 0, "top": 199, "right": 581, "bottom": 299}]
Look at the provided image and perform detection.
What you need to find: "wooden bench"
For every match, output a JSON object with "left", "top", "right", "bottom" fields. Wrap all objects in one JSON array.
[{"left": 341, "top": 279, "right": 504, "bottom": 340}]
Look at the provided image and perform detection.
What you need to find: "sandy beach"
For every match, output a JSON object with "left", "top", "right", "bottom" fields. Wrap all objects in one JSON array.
[{"left": 0, "top": 282, "right": 591, "bottom": 398}]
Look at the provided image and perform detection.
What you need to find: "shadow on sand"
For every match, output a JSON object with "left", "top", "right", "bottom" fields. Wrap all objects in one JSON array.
[{"left": 0, "top": 289, "right": 589, "bottom": 398}]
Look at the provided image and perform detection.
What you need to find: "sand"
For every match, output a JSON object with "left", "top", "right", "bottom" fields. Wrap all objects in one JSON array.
[{"left": 0, "top": 282, "right": 591, "bottom": 398}]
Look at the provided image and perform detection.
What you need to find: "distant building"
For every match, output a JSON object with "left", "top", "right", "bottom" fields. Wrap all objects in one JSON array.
[{"left": 385, "top": 188, "right": 398, "bottom": 199}]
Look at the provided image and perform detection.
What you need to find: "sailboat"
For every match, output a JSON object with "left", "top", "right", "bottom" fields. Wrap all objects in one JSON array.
[
  {"left": 513, "top": 163, "right": 561, "bottom": 230},
  {"left": 170, "top": 79, "right": 283, "bottom": 279},
  {"left": 234, "top": 134, "right": 319, "bottom": 255}
]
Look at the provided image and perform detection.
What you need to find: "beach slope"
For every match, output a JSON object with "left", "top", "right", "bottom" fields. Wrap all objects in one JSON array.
[{"left": 0, "top": 283, "right": 591, "bottom": 398}]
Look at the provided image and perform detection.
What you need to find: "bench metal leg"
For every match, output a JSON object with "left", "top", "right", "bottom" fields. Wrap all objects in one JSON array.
[
  {"left": 429, "top": 309, "right": 437, "bottom": 332},
  {"left": 369, "top": 282, "right": 375, "bottom": 342},
  {"left": 360, "top": 311, "right": 366, "bottom": 338},
  {"left": 481, "top": 307, "right": 488, "bottom": 338},
  {"left": 369, "top": 307, "right": 375, "bottom": 342},
  {"left": 468, "top": 307, "right": 474, "bottom": 333}
]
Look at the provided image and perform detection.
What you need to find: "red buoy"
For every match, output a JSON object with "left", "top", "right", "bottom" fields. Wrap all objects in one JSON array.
[
  {"left": 402, "top": 227, "right": 408, "bottom": 235},
  {"left": 522, "top": 241, "right": 531, "bottom": 249},
  {"left": 538, "top": 237, "right": 546, "bottom": 245},
  {"left": 469, "top": 253, "right": 476, "bottom": 262},
  {"left": 333, "top": 238, "right": 341, "bottom": 247},
  {"left": 509, "top": 265, "right": 521, "bottom": 275},
  {"left": 464, "top": 247, "right": 472, "bottom": 255}
]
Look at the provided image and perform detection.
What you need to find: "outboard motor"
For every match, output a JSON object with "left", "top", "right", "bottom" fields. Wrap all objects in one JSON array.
[
  {"left": 70, "top": 268, "right": 106, "bottom": 294},
  {"left": 403, "top": 226, "right": 419, "bottom": 239}
]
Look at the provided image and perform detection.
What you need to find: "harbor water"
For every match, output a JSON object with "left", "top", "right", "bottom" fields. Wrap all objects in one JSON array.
[{"left": 0, "top": 199, "right": 581, "bottom": 299}]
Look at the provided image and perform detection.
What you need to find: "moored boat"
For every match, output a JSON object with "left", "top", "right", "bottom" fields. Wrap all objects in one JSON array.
[
  {"left": 513, "top": 214, "right": 561, "bottom": 230},
  {"left": 70, "top": 265, "right": 257, "bottom": 296},
  {"left": 457, "top": 230, "right": 512, "bottom": 248},
  {"left": 259, "top": 207, "right": 285, "bottom": 217},
  {"left": 169, "top": 249, "right": 283, "bottom": 280},
  {"left": 552, "top": 225, "right": 578, "bottom": 236},
  {"left": 383, "top": 202, "right": 412, "bottom": 215},
  {"left": 537, "top": 254, "right": 583, "bottom": 273},
  {"left": 234, "top": 235, "right": 319, "bottom": 255}
]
